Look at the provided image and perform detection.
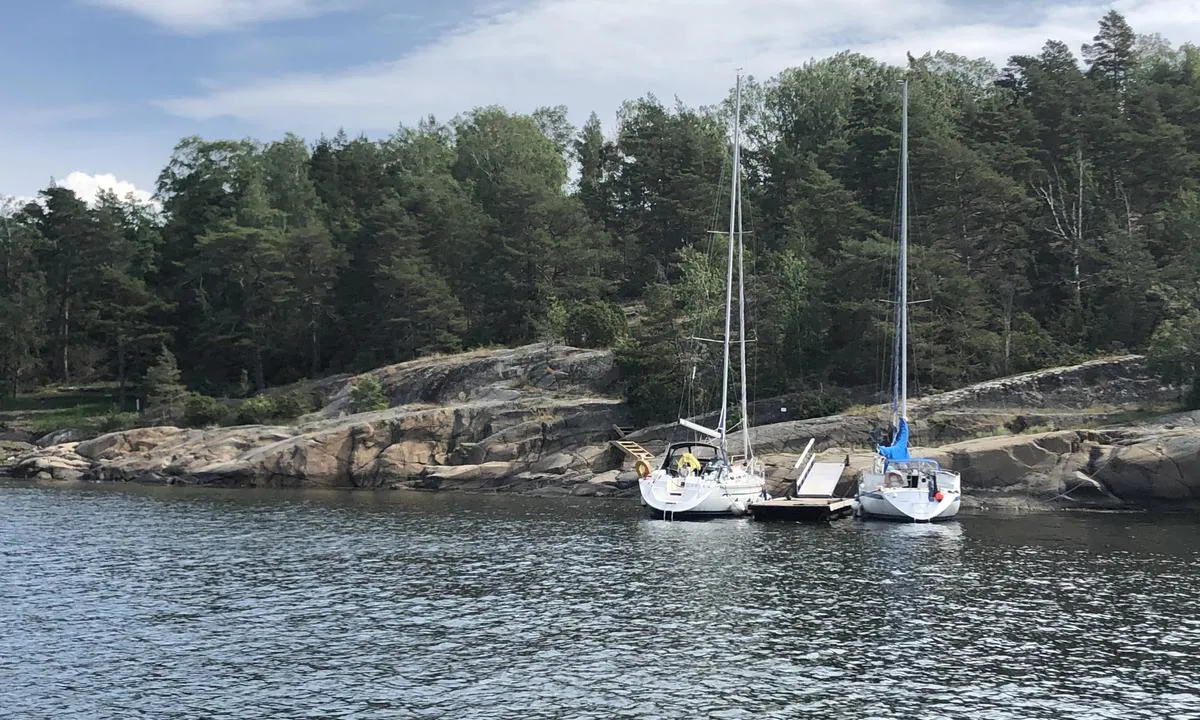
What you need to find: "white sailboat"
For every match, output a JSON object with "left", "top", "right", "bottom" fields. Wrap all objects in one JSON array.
[
  {"left": 638, "top": 73, "right": 768, "bottom": 519},
  {"left": 855, "top": 79, "right": 963, "bottom": 522}
]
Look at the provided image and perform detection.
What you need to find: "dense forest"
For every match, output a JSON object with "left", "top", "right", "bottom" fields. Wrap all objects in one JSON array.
[{"left": 3, "top": 11, "right": 1200, "bottom": 426}]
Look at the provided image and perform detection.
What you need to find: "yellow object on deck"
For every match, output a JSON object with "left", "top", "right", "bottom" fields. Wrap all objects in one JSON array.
[{"left": 675, "top": 451, "right": 701, "bottom": 475}]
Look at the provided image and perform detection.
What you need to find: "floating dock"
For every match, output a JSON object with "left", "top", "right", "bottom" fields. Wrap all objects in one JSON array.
[
  {"left": 747, "top": 495, "right": 855, "bottom": 521},
  {"left": 748, "top": 439, "right": 855, "bottom": 522}
]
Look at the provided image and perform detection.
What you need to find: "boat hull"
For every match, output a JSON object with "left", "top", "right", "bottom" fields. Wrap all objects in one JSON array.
[
  {"left": 857, "top": 467, "right": 961, "bottom": 522},
  {"left": 857, "top": 488, "right": 960, "bottom": 522},
  {"left": 639, "top": 468, "right": 766, "bottom": 519}
]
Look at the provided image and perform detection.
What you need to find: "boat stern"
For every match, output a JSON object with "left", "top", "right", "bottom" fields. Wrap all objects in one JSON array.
[{"left": 858, "top": 487, "right": 960, "bottom": 521}]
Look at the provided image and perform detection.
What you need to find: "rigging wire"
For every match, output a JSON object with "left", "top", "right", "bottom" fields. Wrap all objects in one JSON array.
[
  {"left": 675, "top": 101, "right": 735, "bottom": 440},
  {"left": 879, "top": 128, "right": 903, "bottom": 427}
]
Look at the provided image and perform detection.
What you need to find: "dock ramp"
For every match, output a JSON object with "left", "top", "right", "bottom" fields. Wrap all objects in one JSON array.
[
  {"left": 610, "top": 440, "right": 656, "bottom": 464},
  {"left": 796, "top": 462, "right": 846, "bottom": 498}
]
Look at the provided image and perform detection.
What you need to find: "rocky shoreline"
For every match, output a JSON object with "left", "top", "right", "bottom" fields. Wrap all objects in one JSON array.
[{"left": 3, "top": 344, "right": 1199, "bottom": 513}]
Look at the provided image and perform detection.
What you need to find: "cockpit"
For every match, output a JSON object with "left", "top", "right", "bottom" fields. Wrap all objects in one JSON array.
[{"left": 661, "top": 442, "right": 722, "bottom": 476}]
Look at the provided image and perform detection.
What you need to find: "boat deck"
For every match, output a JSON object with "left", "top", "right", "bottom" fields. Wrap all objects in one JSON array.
[{"left": 747, "top": 496, "right": 856, "bottom": 522}]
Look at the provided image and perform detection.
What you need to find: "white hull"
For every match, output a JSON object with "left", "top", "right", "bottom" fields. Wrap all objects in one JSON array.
[
  {"left": 640, "top": 467, "right": 766, "bottom": 517},
  {"left": 857, "top": 467, "right": 961, "bottom": 522},
  {"left": 857, "top": 487, "right": 960, "bottom": 521}
]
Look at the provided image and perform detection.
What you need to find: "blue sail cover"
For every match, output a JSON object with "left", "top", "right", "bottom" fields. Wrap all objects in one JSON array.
[{"left": 878, "top": 417, "right": 910, "bottom": 461}]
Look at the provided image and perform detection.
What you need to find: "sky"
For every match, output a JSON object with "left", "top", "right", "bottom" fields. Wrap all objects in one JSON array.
[{"left": 4, "top": 0, "right": 1200, "bottom": 205}]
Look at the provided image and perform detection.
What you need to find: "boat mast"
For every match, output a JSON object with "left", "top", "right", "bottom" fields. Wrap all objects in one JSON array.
[
  {"left": 718, "top": 72, "right": 742, "bottom": 456},
  {"left": 898, "top": 77, "right": 909, "bottom": 423},
  {"left": 735, "top": 76, "right": 751, "bottom": 462}
]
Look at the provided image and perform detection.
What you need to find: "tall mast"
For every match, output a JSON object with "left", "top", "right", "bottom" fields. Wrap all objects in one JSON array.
[
  {"left": 717, "top": 72, "right": 742, "bottom": 454},
  {"left": 898, "top": 78, "right": 909, "bottom": 422},
  {"left": 737, "top": 125, "right": 751, "bottom": 461}
]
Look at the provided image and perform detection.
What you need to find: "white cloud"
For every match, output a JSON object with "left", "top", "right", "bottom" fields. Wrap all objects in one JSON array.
[
  {"left": 57, "top": 171, "right": 155, "bottom": 207},
  {"left": 154, "top": 0, "right": 1200, "bottom": 134},
  {"left": 0, "top": 195, "right": 33, "bottom": 215},
  {"left": 85, "top": 0, "right": 350, "bottom": 33},
  {"left": 0, "top": 124, "right": 172, "bottom": 210}
]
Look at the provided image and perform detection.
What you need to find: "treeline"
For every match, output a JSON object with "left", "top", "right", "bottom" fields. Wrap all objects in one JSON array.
[{"left": 3, "top": 10, "right": 1200, "bottom": 424}]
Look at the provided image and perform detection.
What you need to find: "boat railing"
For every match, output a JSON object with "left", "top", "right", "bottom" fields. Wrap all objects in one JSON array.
[{"left": 873, "top": 455, "right": 941, "bottom": 473}]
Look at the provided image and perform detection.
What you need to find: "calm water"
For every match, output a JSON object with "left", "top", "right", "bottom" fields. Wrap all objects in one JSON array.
[{"left": 2, "top": 483, "right": 1199, "bottom": 719}]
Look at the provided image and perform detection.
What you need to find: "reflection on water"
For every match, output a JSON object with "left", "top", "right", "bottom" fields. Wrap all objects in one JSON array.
[{"left": 1, "top": 482, "right": 1198, "bottom": 719}]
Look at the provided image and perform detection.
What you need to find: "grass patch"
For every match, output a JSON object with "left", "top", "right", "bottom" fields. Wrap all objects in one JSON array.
[
  {"left": 0, "top": 383, "right": 134, "bottom": 435},
  {"left": 0, "top": 383, "right": 119, "bottom": 411},
  {"left": 1067, "top": 405, "right": 1180, "bottom": 430},
  {"left": 416, "top": 345, "right": 509, "bottom": 363},
  {"left": 932, "top": 404, "right": 1183, "bottom": 444},
  {"left": 841, "top": 403, "right": 886, "bottom": 417},
  {"left": 0, "top": 374, "right": 369, "bottom": 440}
]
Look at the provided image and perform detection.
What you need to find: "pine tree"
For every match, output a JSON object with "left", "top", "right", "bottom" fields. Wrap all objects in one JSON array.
[
  {"left": 143, "top": 345, "right": 187, "bottom": 420},
  {"left": 0, "top": 200, "right": 46, "bottom": 399},
  {"left": 1083, "top": 11, "right": 1137, "bottom": 96}
]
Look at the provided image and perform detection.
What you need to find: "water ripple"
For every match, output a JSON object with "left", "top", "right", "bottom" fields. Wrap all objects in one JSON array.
[{"left": 1, "top": 484, "right": 1199, "bottom": 719}]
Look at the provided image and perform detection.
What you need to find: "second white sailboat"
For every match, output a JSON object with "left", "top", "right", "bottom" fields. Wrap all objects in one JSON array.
[{"left": 855, "top": 78, "right": 963, "bottom": 522}]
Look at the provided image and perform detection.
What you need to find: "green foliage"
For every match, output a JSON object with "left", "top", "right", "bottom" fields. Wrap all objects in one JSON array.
[
  {"left": 1148, "top": 311, "right": 1200, "bottom": 381},
  {"left": 349, "top": 200, "right": 467, "bottom": 366},
  {"left": 236, "top": 394, "right": 277, "bottom": 425},
  {"left": 0, "top": 385, "right": 128, "bottom": 434},
  {"left": 97, "top": 410, "right": 140, "bottom": 433},
  {"left": 348, "top": 376, "right": 389, "bottom": 413},
  {"left": 540, "top": 296, "right": 569, "bottom": 342},
  {"left": 143, "top": 346, "right": 187, "bottom": 420},
  {"left": 1145, "top": 283, "right": 1200, "bottom": 406},
  {"left": 273, "top": 389, "right": 315, "bottom": 419},
  {"left": 613, "top": 284, "right": 684, "bottom": 425},
  {"left": 608, "top": 96, "right": 728, "bottom": 281},
  {"left": 184, "top": 393, "right": 232, "bottom": 427},
  {"left": 563, "top": 300, "right": 626, "bottom": 348},
  {"left": 781, "top": 387, "right": 854, "bottom": 420},
  {"left": 0, "top": 198, "right": 46, "bottom": 399},
  {"left": 179, "top": 389, "right": 311, "bottom": 427},
  {"left": 8, "top": 9, "right": 1200, "bottom": 422}
]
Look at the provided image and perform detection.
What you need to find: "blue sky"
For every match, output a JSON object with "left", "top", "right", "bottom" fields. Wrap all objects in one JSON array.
[{"left": 3, "top": 0, "right": 1199, "bottom": 204}]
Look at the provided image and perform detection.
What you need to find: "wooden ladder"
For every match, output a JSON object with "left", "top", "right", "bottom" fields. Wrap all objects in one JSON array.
[{"left": 610, "top": 440, "right": 656, "bottom": 464}]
